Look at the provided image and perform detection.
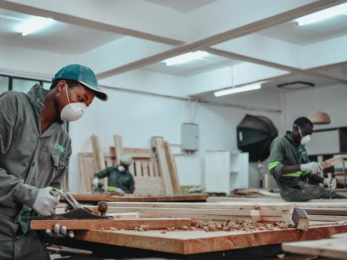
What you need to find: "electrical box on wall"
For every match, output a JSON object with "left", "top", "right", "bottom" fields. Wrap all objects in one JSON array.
[{"left": 181, "top": 123, "right": 199, "bottom": 151}]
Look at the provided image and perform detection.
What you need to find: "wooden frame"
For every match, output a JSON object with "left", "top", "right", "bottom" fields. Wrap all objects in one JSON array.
[{"left": 78, "top": 135, "right": 182, "bottom": 195}]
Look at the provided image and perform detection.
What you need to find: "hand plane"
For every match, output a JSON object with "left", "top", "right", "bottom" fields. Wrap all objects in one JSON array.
[{"left": 25, "top": 189, "right": 112, "bottom": 220}]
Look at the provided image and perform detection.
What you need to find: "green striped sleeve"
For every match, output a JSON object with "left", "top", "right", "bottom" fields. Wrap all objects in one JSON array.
[
  {"left": 282, "top": 171, "right": 305, "bottom": 178},
  {"left": 268, "top": 161, "right": 281, "bottom": 170},
  {"left": 107, "top": 186, "right": 118, "bottom": 192}
]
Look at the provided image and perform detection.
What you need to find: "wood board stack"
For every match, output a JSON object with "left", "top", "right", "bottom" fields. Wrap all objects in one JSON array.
[
  {"left": 45, "top": 200, "right": 347, "bottom": 257},
  {"left": 79, "top": 135, "right": 181, "bottom": 196},
  {"left": 86, "top": 201, "right": 295, "bottom": 222}
]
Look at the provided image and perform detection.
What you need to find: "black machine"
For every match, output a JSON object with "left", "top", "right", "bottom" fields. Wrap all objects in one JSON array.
[{"left": 237, "top": 115, "right": 278, "bottom": 162}]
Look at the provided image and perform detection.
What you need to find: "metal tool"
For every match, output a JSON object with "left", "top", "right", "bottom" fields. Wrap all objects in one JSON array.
[{"left": 25, "top": 189, "right": 112, "bottom": 220}]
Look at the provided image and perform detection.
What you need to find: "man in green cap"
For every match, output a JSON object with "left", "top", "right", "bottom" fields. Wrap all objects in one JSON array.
[
  {"left": 0, "top": 64, "right": 107, "bottom": 259},
  {"left": 93, "top": 155, "right": 135, "bottom": 194}
]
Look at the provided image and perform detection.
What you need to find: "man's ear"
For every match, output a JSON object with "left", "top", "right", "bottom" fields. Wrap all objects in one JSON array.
[{"left": 56, "top": 80, "right": 66, "bottom": 93}]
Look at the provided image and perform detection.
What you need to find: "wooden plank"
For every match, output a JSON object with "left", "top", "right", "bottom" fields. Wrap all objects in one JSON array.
[
  {"left": 91, "top": 135, "right": 106, "bottom": 172},
  {"left": 148, "top": 161, "right": 154, "bottom": 177},
  {"left": 141, "top": 160, "right": 149, "bottom": 177},
  {"left": 31, "top": 218, "right": 191, "bottom": 231},
  {"left": 135, "top": 161, "right": 142, "bottom": 177},
  {"left": 321, "top": 156, "right": 343, "bottom": 169},
  {"left": 105, "top": 202, "right": 295, "bottom": 211},
  {"left": 87, "top": 207, "right": 290, "bottom": 221},
  {"left": 282, "top": 238, "right": 347, "bottom": 260},
  {"left": 163, "top": 141, "right": 181, "bottom": 194},
  {"left": 154, "top": 138, "right": 174, "bottom": 195},
  {"left": 304, "top": 208, "right": 347, "bottom": 216},
  {"left": 78, "top": 153, "right": 89, "bottom": 193},
  {"left": 62, "top": 193, "right": 209, "bottom": 203},
  {"left": 113, "top": 135, "right": 124, "bottom": 165},
  {"left": 123, "top": 148, "right": 151, "bottom": 155},
  {"left": 309, "top": 215, "right": 347, "bottom": 222},
  {"left": 74, "top": 224, "right": 347, "bottom": 255},
  {"left": 153, "top": 160, "right": 160, "bottom": 177}
]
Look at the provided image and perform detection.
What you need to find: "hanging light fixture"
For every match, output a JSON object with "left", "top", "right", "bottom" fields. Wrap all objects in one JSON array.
[
  {"left": 308, "top": 111, "right": 331, "bottom": 125},
  {"left": 308, "top": 86, "right": 331, "bottom": 125}
]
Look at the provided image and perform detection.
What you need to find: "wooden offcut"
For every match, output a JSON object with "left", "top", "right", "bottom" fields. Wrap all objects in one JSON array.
[
  {"left": 91, "top": 135, "right": 108, "bottom": 188},
  {"left": 31, "top": 218, "right": 191, "bottom": 231},
  {"left": 292, "top": 208, "right": 309, "bottom": 231}
]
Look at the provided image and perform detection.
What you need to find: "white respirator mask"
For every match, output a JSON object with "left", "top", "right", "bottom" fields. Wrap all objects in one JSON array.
[
  {"left": 118, "top": 165, "right": 126, "bottom": 172},
  {"left": 60, "top": 84, "right": 87, "bottom": 122},
  {"left": 298, "top": 126, "right": 311, "bottom": 145}
]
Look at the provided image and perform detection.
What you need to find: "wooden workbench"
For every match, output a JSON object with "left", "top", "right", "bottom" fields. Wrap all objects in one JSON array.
[{"left": 73, "top": 223, "right": 347, "bottom": 255}]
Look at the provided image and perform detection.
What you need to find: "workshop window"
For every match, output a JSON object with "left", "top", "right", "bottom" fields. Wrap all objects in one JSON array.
[{"left": 0, "top": 76, "right": 9, "bottom": 95}]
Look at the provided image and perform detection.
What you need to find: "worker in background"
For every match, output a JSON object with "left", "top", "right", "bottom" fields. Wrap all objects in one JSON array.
[
  {"left": 93, "top": 155, "right": 135, "bottom": 194},
  {"left": 268, "top": 117, "right": 346, "bottom": 201},
  {"left": 0, "top": 64, "right": 108, "bottom": 260}
]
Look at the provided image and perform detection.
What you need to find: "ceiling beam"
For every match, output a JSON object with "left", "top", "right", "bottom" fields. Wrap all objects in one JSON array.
[
  {"left": 182, "top": 63, "right": 290, "bottom": 96},
  {"left": 93, "top": 0, "right": 347, "bottom": 78},
  {"left": 76, "top": 37, "right": 174, "bottom": 76},
  {"left": 207, "top": 44, "right": 347, "bottom": 85},
  {"left": 0, "top": 0, "right": 185, "bottom": 46}
]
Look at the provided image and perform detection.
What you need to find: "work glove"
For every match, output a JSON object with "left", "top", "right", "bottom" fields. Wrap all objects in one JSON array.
[
  {"left": 32, "top": 187, "right": 59, "bottom": 216},
  {"left": 300, "top": 162, "right": 323, "bottom": 174},
  {"left": 323, "top": 178, "right": 337, "bottom": 189},
  {"left": 92, "top": 177, "right": 99, "bottom": 187},
  {"left": 46, "top": 224, "right": 74, "bottom": 238}
]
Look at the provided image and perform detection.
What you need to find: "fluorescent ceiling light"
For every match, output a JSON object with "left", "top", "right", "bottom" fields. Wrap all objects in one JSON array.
[
  {"left": 295, "top": 3, "right": 347, "bottom": 26},
  {"left": 16, "top": 17, "right": 54, "bottom": 36},
  {"left": 214, "top": 83, "right": 262, "bottom": 97},
  {"left": 164, "top": 51, "right": 209, "bottom": 66}
]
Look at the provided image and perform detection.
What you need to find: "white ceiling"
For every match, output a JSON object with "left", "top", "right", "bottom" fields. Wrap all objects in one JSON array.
[
  {"left": 0, "top": 8, "right": 123, "bottom": 55},
  {"left": 0, "top": 0, "right": 346, "bottom": 101},
  {"left": 144, "top": 54, "right": 242, "bottom": 76},
  {"left": 141, "top": 0, "right": 218, "bottom": 13},
  {"left": 259, "top": 15, "right": 347, "bottom": 45}
]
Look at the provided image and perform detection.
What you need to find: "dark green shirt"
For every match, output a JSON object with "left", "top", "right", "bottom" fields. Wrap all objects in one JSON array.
[
  {"left": 97, "top": 166, "right": 135, "bottom": 193},
  {"left": 268, "top": 131, "right": 310, "bottom": 188}
]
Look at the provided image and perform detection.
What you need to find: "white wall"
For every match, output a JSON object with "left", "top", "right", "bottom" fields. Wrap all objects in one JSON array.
[
  {"left": 284, "top": 84, "right": 347, "bottom": 130},
  {"left": 68, "top": 73, "right": 283, "bottom": 192}
]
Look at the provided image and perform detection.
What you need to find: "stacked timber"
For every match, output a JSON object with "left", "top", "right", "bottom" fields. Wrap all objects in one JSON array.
[{"left": 87, "top": 201, "right": 295, "bottom": 222}]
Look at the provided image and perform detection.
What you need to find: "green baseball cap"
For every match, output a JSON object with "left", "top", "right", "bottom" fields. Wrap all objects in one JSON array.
[{"left": 53, "top": 64, "right": 108, "bottom": 101}]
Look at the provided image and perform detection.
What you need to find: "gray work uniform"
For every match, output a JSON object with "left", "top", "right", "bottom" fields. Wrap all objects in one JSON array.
[
  {"left": 268, "top": 131, "right": 345, "bottom": 201},
  {"left": 0, "top": 84, "right": 72, "bottom": 259}
]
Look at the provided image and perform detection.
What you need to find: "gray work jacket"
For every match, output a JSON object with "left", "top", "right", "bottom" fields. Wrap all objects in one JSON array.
[{"left": 0, "top": 84, "right": 71, "bottom": 241}]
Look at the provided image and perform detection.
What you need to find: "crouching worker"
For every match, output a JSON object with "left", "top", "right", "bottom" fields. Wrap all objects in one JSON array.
[
  {"left": 268, "top": 117, "right": 346, "bottom": 202},
  {"left": 93, "top": 155, "right": 135, "bottom": 194}
]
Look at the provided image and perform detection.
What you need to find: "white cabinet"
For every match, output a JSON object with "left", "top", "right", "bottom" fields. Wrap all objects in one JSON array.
[{"left": 205, "top": 151, "right": 249, "bottom": 194}]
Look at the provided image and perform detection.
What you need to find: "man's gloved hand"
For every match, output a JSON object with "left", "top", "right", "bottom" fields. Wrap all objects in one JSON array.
[
  {"left": 323, "top": 178, "right": 337, "bottom": 189},
  {"left": 92, "top": 177, "right": 99, "bottom": 187},
  {"left": 300, "top": 162, "right": 323, "bottom": 174},
  {"left": 46, "top": 224, "right": 74, "bottom": 238},
  {"left": 32, "top": 187, "right": 59, "bottom": 216}
]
